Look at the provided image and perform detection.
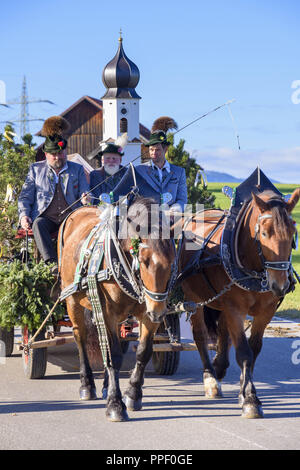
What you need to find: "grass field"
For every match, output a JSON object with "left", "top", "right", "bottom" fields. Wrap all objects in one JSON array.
[{"left": 208, "top": 182, "right": 300, "bottom": 320}]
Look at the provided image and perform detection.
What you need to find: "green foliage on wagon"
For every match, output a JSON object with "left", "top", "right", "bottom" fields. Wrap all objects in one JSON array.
[
  {"left": 0, "top": 259, "right": 64, "bottom": 330},
  {"left": 0, "top": 126, "right": 36, "bottom": 258}
]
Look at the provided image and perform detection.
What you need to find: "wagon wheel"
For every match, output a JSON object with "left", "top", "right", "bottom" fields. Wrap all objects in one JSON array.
[
  {"left": 0, "top": 326, "right": 14, "bottom": 357},
  {"left": 22, "top": 326, "right": 47, "bottom": 379},
  {"left": 152, "top": 313, "right": 180, "bottom": 375}
]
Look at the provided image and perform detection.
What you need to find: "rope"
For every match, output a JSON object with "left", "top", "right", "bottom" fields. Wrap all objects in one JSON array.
[{"left": 227, "top": 102, "right": 241, "bottom": 150}]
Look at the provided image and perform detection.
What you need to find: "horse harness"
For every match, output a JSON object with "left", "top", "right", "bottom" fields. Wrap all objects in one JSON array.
[
  {"left": 59, "top": 210, "right": 177, "bottom": 367},
  {"left": 177, "top": 198, "right": 297, "bottom": 309}
]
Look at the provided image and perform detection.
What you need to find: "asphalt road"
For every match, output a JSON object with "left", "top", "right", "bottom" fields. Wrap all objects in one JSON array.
[{"left": 0, "top": 318, "right": 300, "bottom": 451}]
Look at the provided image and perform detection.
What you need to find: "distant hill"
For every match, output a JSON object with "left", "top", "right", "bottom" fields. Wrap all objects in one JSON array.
[
  {"left": 205, "top": 170, "right": 280, "bottom": 184},
  {"left": 205, "top": 170, "right": 242, "bottom": 183}
]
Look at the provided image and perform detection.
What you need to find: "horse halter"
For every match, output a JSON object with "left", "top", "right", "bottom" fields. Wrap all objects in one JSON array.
[
  {"left": 254, "top": 213, "right": 291, "bottom": 272},
  {"left": 131, "top": 241, "right": 178, "bottom": 303}
]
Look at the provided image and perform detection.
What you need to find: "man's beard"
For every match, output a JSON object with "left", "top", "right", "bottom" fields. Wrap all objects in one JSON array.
[
  {"left": 50, "top": 158, "right": 67, "bottom": 170},
  {"left": 104, "top": 164, "right": 120, "bottom": 175}
]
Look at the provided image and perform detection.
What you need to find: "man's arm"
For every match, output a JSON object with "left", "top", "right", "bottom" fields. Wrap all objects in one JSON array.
[
  {"left": 18, "top": 165, "right": 36, "bottom": 225},
  {"left": 89, "top": 170, "right": 100, "bottom": 206},
  {"left": 171, "top": 168, "right": 188, "bottom": 212},
  {"left": 77, "top": 165, "right": 90, "bottom": 205}
]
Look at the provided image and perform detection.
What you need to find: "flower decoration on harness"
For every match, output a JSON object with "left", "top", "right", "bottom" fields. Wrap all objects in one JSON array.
[
  {"left": 129, "top": 237, "right": 140, "bottom": 256},
  {"left": 129, "top": 238, "right": 140, "bottom": 272}
]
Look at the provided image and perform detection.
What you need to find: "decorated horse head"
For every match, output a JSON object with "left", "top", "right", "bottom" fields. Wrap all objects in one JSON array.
[
  {"left": 249, "top": 189, "right": 299, "bottom": 297},
  {"left": 179, "top": 176, "right": 300, "bottom": 419},
  {"left": 58, "top": 194, "right": 176, "bottom": 421},
  {"left": 125, "top": 196, "right": 177, "bottom": 322}
]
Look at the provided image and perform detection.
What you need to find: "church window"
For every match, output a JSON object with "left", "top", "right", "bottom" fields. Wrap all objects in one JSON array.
[{"left": 120, "top": 118, "right": 128, "bottom": 133}]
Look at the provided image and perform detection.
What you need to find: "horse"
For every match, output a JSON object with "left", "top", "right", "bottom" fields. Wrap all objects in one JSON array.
[
  {"left": 179, "top": 187, "right": 300, "bottom": 418},
  {"left": 58, "top": 196, "right": 176, "bottom": 422}
]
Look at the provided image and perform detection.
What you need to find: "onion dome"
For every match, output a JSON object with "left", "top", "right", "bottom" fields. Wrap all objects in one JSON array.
[{"left": 101, "top": 35, "right": 141, "bottom": 99}]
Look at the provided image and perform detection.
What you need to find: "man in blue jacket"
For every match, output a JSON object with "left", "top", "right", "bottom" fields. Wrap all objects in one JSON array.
[
  {"left": 89, "top": 142, "right": 127, "bottom": 205},
  {"left": 135, "top": 116, "right": 187, "bottom": 211},
  {"left": 18, "top": 116, "right": 89, "bottom": 270}
]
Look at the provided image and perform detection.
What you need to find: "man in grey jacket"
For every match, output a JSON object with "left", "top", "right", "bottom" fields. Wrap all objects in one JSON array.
[{"left": 18, "top": 116, "right": 89, "bottom": 269}]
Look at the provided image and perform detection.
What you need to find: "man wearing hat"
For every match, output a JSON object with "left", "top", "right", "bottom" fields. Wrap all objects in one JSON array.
[
  {"left": 89, "top": 135, "right": 128, "bottom": 205},
  {"left": 134, "top": 116, "right": 187, "bottom": 211},
  {"left": 18, "top": 116, "right": 90, "bottom": 271}
]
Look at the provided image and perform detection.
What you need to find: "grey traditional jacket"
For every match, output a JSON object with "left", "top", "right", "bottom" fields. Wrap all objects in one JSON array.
[
  {"left": 135, "top": 161, "right": 188, "bottom": 211},
  {"left": 18, "top": 160, "right": 89, "bottom": 222}
]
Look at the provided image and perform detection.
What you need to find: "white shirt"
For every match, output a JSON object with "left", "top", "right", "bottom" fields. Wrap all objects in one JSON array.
[{"left": 151, "top": 159, "right": 170, "bottom": 183}]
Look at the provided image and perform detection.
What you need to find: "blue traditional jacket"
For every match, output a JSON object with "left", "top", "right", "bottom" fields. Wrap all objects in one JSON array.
[{"left": 134, "top": 161, "right": 188, "bottom": 211}]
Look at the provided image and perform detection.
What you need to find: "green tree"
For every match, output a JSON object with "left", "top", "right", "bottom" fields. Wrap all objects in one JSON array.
[
  {"left": 0, "top": 125, "right": 36, "bottom": 257},
  {"left": 166, "top": 134, "right": 215, "bottom": 210}
]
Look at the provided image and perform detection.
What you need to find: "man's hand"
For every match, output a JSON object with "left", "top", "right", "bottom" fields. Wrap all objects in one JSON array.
[
  {"left": 81, "top": 192, "right": 91, "bottom": 206},
  {"left": 169, "top": 203, "right": 182, "bottom": 213},
  {"left": 20, "top": 216, "right": 32, "bottom": 230}
]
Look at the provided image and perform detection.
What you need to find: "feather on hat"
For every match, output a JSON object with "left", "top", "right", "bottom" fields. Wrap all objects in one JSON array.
[
  {"left": 151, "top": 116, "right": 178, "bottom": 133},
  {"left": 145, "top": 116, "right": 178, "bottom": 147},
  {"left": 41, "top": 116, "right": 70, "bottom": 137},
  {"left": 97, "top": 133, "right": 128, "bottom": 158}
]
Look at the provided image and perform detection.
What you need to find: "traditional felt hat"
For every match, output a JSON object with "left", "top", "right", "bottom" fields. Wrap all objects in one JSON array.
[
  {"left": 145, "top": 116, "right": 178, "bottom": 147},
  {"left": 100, "top": 143, "right": 124, "bottom": 156},
  {"left": 41, "top": 116, "right": 70, "bottom": 154},
  {"left": 97, "top": 133, "right": 128, "bottom": 159}
]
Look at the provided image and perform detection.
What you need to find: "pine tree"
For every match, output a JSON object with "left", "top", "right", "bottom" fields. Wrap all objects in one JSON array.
[
  {"left": 0, "top": 125, "right": 36, "bottom": 258},
  {"left": 166, "top": 133, "right": 215, "bottom": 210}
]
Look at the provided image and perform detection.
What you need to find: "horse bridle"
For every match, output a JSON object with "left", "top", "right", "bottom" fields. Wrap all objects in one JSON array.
[
  {"left": 132, "top": 241, "right": 178, "bottom": 303},
  {"left": 254, "top": 213, "right": 292, "bottom": 272}
]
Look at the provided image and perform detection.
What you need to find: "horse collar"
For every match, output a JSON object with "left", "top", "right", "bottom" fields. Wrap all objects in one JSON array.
[{"left": 221, "top": 203, "right": 271, "bottom": 292}]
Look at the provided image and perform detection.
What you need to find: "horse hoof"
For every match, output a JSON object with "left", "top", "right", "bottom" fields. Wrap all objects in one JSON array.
[
  {"left": 106, "top": 407, "right": 129, "bottom": 422},
  {"left": 205, "top": 387, "right": 223, "bottom": 399},
  {"left": 204, "top": 378, "right": 223, "bottom": 399},
  {"left": 123, "top": 395, "right": 142, "bottom": 411},
  {"left": 80, "top": 387, "right": 97, "bottom": 401},
  {"left": 242, "top": 403, "right": 264, "bottom": 419}
]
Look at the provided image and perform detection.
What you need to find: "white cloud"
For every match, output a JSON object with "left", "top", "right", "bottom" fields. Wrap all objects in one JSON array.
[{"left": 189, "top": 146, "right": 300, "bottom": 184}]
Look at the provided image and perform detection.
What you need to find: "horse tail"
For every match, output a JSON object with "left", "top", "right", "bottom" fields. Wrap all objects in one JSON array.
[{"left": 203, "top": 306, "right": 221, "bottom": 337}]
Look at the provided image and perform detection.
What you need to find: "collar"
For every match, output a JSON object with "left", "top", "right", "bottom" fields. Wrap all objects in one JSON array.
[
  {"left": 47, "top": 161, "right": 69, "bottom": 183},
  {"left": 151, "top": 159, "right": 170, "bottom": 173}
]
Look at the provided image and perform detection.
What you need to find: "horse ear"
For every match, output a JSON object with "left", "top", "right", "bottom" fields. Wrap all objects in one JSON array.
[
  {"left": 286, "top": 188, "right": 300, "bottom": 213},
  {"left": 252, "top": 192, "right": 270, "bottom": 213}
]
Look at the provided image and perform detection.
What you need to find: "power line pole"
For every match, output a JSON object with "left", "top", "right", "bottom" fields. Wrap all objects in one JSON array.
[{"left": 4, "top": 76, "right": 54, "bottom": 137}]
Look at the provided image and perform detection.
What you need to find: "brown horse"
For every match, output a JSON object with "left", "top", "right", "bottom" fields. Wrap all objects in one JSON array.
[
  {"left": 58, "top": 196, "right": 176, "bottom": 421},
  {"left": 180, "top": 188, "right": 300, "bottom": 418}
]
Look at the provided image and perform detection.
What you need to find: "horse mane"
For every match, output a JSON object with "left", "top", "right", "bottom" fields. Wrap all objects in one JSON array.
[
  {"left": 125, "top": 195, "right": 173, "bottom": 255},
  {"left": 254, "top": 190, "right": 294, "bottom": 238}
]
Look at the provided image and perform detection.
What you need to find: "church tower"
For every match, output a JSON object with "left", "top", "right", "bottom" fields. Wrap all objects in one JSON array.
[{"left": 101, "top": 33, "right": 141, "bottom": 166}]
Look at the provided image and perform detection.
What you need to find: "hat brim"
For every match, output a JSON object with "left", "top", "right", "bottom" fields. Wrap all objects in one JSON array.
[
  {"left": 43, "top": 138, "right": 67, "bottom": 154},
  {"left": 100, "top": 150, "right": 124, "bottom": 156},
  {"left": 145, "top": 140, "right": 170, "bottom": 147}
]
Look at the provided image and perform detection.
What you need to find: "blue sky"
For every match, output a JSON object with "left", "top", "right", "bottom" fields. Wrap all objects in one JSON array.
[{"left": 1, "top": 0, "right": 300, "bottom": 182}]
